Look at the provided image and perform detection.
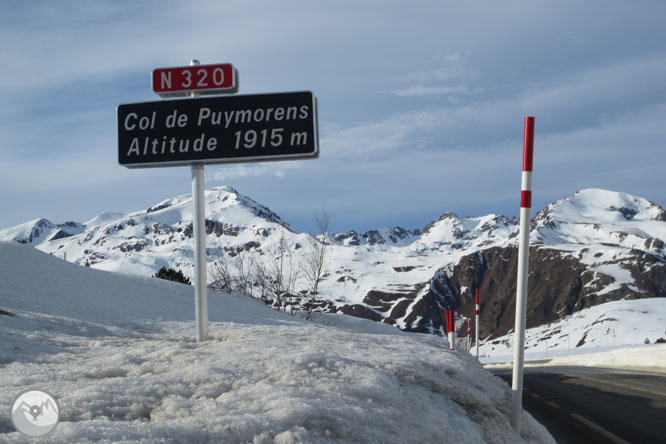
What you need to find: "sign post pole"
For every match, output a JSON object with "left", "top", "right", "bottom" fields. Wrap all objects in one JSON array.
[
  {"left": 192, "top": 162, "right": 208, "bottom": 342},
  {"left": 188, "top": 59, "right": 208, "bottom": 343},
  {"left": 192, "top": 163, "right": 208, "bottom": 342},
  {"left": 510, "top": 116, "right": 535, "bottom": 431}
]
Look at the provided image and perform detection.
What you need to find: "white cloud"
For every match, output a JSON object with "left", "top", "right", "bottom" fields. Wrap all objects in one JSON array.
[
  {"left": 403, "top": 58, "right": 467, "bottom": 83},
  {"left": 391, "top": 52, "right": 474, "bottom": 98},
  {"left": 391, "top": 85, "right": 470, "bottom": 97},
  {"left": 522, "top": 56, "right": 666, "bottom": 121},
  {"left": 208, "top": 163, "right": 299, "bottom": 182}
]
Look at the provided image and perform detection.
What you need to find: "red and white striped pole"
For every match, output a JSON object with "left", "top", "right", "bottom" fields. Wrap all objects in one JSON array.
[
  {"left": 475, "top": 289, "right": 480, "bottom": 360},
  {"left": 445, "top": 310, "right": 455, "bottom": 351},
  {"left": 467, "top": 319, "right": 472, "bottom": 351},
  {"left": 510, "top": 116, "right": 535, "bottom": 432}
]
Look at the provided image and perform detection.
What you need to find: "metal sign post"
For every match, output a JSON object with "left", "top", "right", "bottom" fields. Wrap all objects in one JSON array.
[
  {"left": 189, "top": 60, "right": 208, "bottom": 343},
  {"left": 117, "top": 59, "right": 319, "bottom": 343},
  {"left": 192, "top": 162, "right": 208, "bottom": 341},
  {"left": 510, "top": 116, "right": 535, "bottom": 431}
]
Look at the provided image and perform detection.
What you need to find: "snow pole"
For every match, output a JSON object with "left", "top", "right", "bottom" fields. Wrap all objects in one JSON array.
[
  {"left": 467, "top": 319, "right": 472, "bottom": 351},
  {"left": 510, "top": 116, "right": 535, "bottom": 432},
  {"left": 445, "top": 310, "right": 455, "bottom": 351},
  {"left": 475, "top": 289, "right": 480, "bottom": 360}
]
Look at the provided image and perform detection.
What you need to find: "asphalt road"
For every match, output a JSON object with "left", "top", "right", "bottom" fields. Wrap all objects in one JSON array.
[{"left": 492, "top": 366, "right": 666, "bottom": 444}]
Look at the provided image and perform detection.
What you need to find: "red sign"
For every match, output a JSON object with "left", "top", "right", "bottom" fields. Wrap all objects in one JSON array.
[{"left": 152, "top": 63, "right": 238, "bottom": 98}]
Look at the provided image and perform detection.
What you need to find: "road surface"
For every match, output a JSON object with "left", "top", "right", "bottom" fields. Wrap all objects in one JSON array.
[{"left": 492, "top": 366, "right": 666, "bottom": 444}]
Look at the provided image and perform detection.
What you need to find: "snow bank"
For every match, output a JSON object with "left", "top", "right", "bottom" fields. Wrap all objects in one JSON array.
[
  {"left": 0, "top": 242, "right": 554, "bottom": 443},
  {"left": 484, "top": 344, "right": 666, "bottom": 376},
  {"left": 1, "top": 319, "right": 552, "bottom": 443},
  {"left": 531, "top": 344, "right": 666, "bottom": 373}
]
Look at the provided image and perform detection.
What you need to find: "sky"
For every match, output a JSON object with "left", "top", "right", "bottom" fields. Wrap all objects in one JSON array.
[{"left": 1, "top": 1, "right": 665, "bottom": 234}]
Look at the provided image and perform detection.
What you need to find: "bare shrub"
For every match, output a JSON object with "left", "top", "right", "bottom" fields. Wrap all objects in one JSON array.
[
  {"left": 254, "top": 230, "right": 301, "bottom": 312},
  {"left": 209, "top": 247, "right": 256, "bottom": 297},
  {"left": 301, "top": 211, "right": 330, "bottom": 320}
]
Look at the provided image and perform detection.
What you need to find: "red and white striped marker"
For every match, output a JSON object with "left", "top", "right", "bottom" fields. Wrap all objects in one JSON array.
[
  {"left": 445, "top": 309, "right": 455, "bottom": 351},
  {"left": 520, "top": 118, "right": 535, "bottom": 210},
  {"left": 475, "top": 289, "right": 480, "bottom": 360},
  {"left": 511, "top": 116, "right": 535, "bottom": 432},
  {"left": 467, "top": 318, "right": 472, "bottom": 351}
]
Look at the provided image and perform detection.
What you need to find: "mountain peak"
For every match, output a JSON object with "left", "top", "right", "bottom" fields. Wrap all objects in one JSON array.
[
  {"left": 421, "top": 212, "right": 460, "bottom": 236},
  {"left": 207, "top": 187, "right": 289, "bottom": 229},
  {"left": 0, "top": 218, "right": 85, "bottom": 245},
  {"left": 211, "top": 185, "right": 239, "bottom": 194},
  {"left": 535, "top": 188, "right": 666, "bottom": 225},
  {"left": 532, "top": 188, "right": 666, "bottom": 248}
]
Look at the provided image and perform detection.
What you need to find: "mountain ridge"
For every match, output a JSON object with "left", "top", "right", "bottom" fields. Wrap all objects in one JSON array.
[{"left": 1, "top": 187, "right": 664, "bottom": 339}]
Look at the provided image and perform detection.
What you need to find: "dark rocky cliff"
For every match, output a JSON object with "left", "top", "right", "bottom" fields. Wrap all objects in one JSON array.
[{"left": 332, "top": 245, "right": 666, "bottom": 339}]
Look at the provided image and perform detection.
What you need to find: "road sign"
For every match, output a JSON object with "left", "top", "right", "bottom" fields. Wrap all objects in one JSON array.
[
  {"left": 117, "top": 91, "right": 319, "bottom": 168},
  {"left": 152, "top": 63, "right": 238, "bottom": 97}
]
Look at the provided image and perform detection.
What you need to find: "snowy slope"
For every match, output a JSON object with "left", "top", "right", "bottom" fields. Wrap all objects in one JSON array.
[
  {"left": 0, "top": 240, "right": 300, "bottom": 329},
  {"left": 0, "top": 242, "right": 553, "bottom": 443},
  {"left": 480, "top": 298, "right": 666, "bottom": 364}
]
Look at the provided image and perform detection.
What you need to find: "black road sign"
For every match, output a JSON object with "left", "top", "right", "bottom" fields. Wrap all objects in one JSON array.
[{"left": 118, "top": 91, "right": 318, "bottom": 168}]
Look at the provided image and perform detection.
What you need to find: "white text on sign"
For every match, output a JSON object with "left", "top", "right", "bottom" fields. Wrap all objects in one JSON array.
[{"left": 118, "top": 91, "right": 318, "bottom": 168}]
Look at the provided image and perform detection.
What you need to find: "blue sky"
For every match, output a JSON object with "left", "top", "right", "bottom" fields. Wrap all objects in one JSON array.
[{"left": 1, "top": 1, "right": 665, "bottom": 233}]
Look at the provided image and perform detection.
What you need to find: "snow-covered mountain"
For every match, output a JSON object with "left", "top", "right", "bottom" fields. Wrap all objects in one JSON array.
[
  {"left": 0, "top": 186, "right": 293, "bottom": 277},
  {"left": 1, "top": 187, "right": 664, "bottom": 340},
  {"left": 532, "top": 188, "right": 666, "bottom": 247}
]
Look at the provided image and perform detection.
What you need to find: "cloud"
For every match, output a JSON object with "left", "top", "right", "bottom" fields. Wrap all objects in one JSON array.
[
  {"left": 521, "top": 55, "right": 666, "bottom": 130},
  {"left": 390, "top": 52, "right": 474, "bottom": 98},
  {"left": 390, "top": 85, "right": 470, "bottom": 97},
  {"left": 402, "top": 54, "right": 468, "bottom": 83},
  {"left": 208, "top": 163, "right": 300, "bottom": 181},
  {"left": 0, "top": 152, "right": 131, "bottom": 192}
]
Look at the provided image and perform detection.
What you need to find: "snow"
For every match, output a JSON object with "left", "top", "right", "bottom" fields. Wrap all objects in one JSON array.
[
  {"left": 0, "top": 242, "right": 554, "bottom": 443},
  {"left": 484, "top": 344, "right": 666, "bottom": 376},
  {"left": 546, "top": 188, "right": 663, "bottom": 223},
  {"left": 585, "top": 264, "right": 636, "bottom": 296},
  {"left": 0, "top": 219, "right": 85, "bottom": 246},
  {"left": 480, "top": 298, "right": 666, "bottom": 373},
  {"left": 532, "top": 344, "right": 666, "bottom": 372},
  {"left": 533, "top": 188, "right": 666, "bottom": 248},
  {"left": 1, "top": 186, "right": 663, "bottom": 440},
  {"left": 84, "top": 212, "right": 126, "bottom": 227}
]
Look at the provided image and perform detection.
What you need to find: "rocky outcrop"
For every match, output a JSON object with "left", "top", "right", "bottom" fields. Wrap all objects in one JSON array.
[
  {"left": 429, "top": 246, "right": 666, "bottom": 339},
  {"left": 326, "top": 244, "right": 665, "bottom": 340}
]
